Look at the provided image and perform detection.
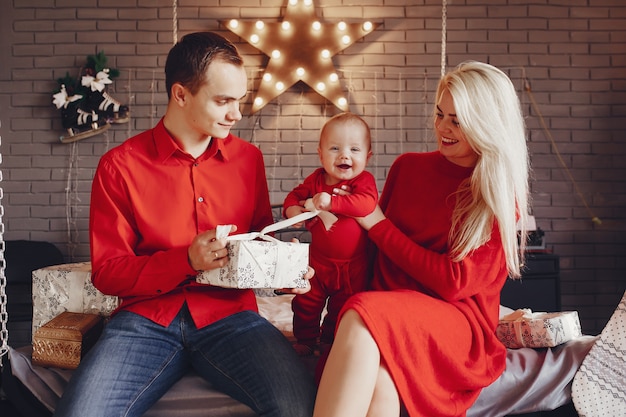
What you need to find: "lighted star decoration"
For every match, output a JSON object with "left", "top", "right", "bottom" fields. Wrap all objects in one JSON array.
[{"left": 222, "top": 0, "right": 380, "bottom": 114}]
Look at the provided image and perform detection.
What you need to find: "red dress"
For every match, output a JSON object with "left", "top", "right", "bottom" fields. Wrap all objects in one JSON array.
[{"left": 341, "top": 151, "right": 508, "bottom": 416}]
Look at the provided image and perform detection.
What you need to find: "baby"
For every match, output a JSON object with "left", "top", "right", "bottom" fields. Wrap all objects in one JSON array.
[{"left": 283, "top": 112, "right": 378, "bottom": 356}]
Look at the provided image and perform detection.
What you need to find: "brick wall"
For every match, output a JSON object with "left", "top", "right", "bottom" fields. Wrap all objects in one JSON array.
[{"left": 0, "top": 0, "right": 624, "bottom": 336}]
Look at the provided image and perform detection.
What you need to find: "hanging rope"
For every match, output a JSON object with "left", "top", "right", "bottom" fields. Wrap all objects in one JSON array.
[
  {"left": 125, "top": 69, "right": 132, "bottom": 147},
  {"left": 0, "top": 121, "right": 8, "bottom": 361},
  {"left": 522, "top": 72, "right": 602, "bottom": 226},
  {"left": 150, "top": 69, "right": 157, "bottom": 127},
  {"left": 373, "top": 71, "right": 379, "bottom": 182},
  {"left": 297, "top": 89, "right": 304, "bottom": 185},
  {"left": 422, "top": 69, "right": 430, "bottom": 148},
  {"left": 271, "top": 101, "right": 281, "bottom": 203},
  {"left": 172, "top": 0, "right": 178, "bottom": 44},
  {"left": 441, "top": 0, "right": 447, "bottom": 76},
  {"left": 398, "top": 73, "right": 403, "bottom": 155}
]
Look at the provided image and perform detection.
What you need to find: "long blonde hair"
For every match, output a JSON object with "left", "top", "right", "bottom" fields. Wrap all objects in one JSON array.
[{"left": 436, "top": 61, "right": 530, "bottom": 278}]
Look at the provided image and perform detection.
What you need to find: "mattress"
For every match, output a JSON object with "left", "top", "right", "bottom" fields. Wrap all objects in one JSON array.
[{"left": 7, "top": 295, "right": 597, "bottom": 417}]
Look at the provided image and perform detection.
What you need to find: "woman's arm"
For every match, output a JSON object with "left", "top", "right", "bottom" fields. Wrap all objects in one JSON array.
[{"left": 368, "top": 219, "right": 506, "bottom": 301}]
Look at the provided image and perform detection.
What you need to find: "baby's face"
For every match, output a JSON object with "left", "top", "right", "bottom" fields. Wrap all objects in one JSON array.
[{"left": 318, "top": 122, "right": 371, "bottom": 185}]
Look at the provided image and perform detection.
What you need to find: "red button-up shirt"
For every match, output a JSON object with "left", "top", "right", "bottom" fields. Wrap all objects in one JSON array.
[{"left": 89, "top": 119, "right": 273, "bottom": 329}]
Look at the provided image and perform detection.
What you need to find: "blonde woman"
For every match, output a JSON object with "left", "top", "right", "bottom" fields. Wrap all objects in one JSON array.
[{"left": 313, "top": 61, "right": 530, "bottom": 417}]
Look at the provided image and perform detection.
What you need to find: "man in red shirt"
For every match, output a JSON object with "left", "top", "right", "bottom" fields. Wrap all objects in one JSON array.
[{"left": 54, "top": 32, "right": 316, "bottom": 417}]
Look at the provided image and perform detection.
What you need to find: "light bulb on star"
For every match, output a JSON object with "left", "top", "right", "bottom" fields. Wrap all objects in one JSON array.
[{"left": 222, "top": 0, "right": 380, "bottom": 114}]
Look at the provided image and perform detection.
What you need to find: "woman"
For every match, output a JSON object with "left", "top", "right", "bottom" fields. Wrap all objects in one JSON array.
[{"left": 313, "top": 61, "right": 530, "bottom": 417}]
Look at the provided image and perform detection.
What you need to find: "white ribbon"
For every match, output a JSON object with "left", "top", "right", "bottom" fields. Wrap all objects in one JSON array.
[
  {"left": 81, "top": 70, "right": 113, "bottom": 92},
  {"left": 218, "top": 210, "right": 320, "bottom": 242},
  {"left": 52, "top": 85, "right": 83, "bottom": 109}
]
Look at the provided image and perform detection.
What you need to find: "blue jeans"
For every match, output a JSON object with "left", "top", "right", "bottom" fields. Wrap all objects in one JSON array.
[{"left": 53, "top": 305, "right": 316, "bottom": 417}]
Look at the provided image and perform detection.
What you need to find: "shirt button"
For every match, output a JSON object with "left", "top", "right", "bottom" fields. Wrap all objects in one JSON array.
[{"left": 198, "top": 197, "right": 204, "bottom": 203}]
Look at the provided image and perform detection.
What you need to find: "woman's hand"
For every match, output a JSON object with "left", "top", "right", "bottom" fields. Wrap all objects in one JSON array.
[{"left": 356, "top": 204, "right": 386, "bottom": 231}]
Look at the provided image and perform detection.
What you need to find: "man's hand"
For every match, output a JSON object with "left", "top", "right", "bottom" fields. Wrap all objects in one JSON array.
[
  {"left": 276, "top": 265, "right": 314, "bottom": 295},
  {"left": 275, "top": 236, "right": 314, "bottom": 294},
  {"left": 188, "top": 225, "right": 237, "bottom": 271}
]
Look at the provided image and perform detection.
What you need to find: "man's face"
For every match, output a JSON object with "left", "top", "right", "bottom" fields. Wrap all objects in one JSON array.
[{"left": 185, "top": 60, "right": 248, "bottom": 139}]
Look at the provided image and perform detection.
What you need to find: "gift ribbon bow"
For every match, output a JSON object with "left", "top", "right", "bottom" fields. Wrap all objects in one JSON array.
[
  {"left": 216, "top": 210, "right": 320, "bottom": 242},
  {"left": 500, "top": 309, "right": 537, "bottom": 348}
]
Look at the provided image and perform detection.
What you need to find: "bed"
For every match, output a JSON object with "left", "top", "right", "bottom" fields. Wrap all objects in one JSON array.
[{"left": 3, "top": 293, "right": 595, "bottom": 417}]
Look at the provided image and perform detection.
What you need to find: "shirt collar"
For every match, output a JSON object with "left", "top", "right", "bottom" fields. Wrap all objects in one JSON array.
[{"left": 153, "top": 119, "right": 231, "bottom": 163}]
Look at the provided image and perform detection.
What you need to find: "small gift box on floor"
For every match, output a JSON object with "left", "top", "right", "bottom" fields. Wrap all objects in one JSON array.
[
  {"left": 496, "top": 309, "right": 582, "bottom": 349},
  {"left": 31, "top": 262, "right": 119, "bottom": 336},
  {"left": 32, "top": 311, "right": 104, "bottom": 369},
  {"left": 197, "top": 211, "right": 317, "bottom": 289}
]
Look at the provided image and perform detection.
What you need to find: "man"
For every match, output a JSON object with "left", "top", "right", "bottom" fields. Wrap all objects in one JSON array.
[{"left": 54, "top": 32, "right": 316, "bottom": 417}]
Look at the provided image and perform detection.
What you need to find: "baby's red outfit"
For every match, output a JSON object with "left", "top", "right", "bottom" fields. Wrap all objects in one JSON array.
[{"left": 283, "top": 167, "right": 378, "bottom": 348}]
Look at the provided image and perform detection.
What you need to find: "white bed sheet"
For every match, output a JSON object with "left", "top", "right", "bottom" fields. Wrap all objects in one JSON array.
[{"left": 8, "top": 295, "right": 597, "bottom": 417}]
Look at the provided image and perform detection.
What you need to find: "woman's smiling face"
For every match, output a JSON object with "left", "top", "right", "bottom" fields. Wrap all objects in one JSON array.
[{"left": 434, "top": 88, "right": 479, "bottom": 168}]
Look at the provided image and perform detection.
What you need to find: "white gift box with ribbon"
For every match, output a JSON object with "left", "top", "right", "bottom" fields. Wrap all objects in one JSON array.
[
  {"left": 496, "top": 309, "right": 582, "bottom": 349},
  {"left": 196, "top": 211, "right": 317, "bottom": 289}
]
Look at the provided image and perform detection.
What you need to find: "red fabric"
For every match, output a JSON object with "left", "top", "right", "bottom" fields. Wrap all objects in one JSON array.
[
  {"left": 89, "top": 119, "right": 273, "bottom": 329},
  {"left": 341, "top": 151, "right": 508, "bottom": 417},
  {"left": 283, "top": 168, "right": 378, "bottom": 259},
  {"left": 284, "top": 168, "right": 378, "bottom": 344},
  {"left": 292, "top": 250, "right": 369, "bottom": 345}
]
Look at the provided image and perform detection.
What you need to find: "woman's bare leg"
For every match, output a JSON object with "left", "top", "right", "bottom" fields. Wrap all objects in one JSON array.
[
  {"left": 313, "top": 309, "right": 400, "bottom": 417},
  {"left": 367, "top": 363, "right": 400, "bottom": 417}
]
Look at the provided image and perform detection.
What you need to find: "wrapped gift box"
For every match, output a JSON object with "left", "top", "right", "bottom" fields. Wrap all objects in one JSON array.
[
  {"left": 196, "top": 212, "right": 316, "bottom": 289},
  {"left": 197, "top": 239, "right": 309, "bottom": 289},
  {"left": 32, "top": 311, "right": 104, "bottom": 369},
  {"left": 32, "top": 262, "right": 119, "bottom": 336},
  {"left": 496, "top": 309, "right": 582, "bottom": 349}
]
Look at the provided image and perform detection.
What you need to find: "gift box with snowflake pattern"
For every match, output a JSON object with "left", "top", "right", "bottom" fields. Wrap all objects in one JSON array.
[
  {"left": 32, "top": 262, "right": 119, "bottom": 336},
  {"left": 496, "top": 309, "right": 582, "bottom": 349},
  {"left": 197, "top": 239, "right": 309, "bottom": 289}
]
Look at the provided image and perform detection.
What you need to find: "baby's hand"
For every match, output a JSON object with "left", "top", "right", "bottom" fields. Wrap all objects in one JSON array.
[
  {"left": 312, "top": 192, "right": 332, "bottom": 211},
  {"left": 285, "top": 204, "right": 307, "bottom": 228}
]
